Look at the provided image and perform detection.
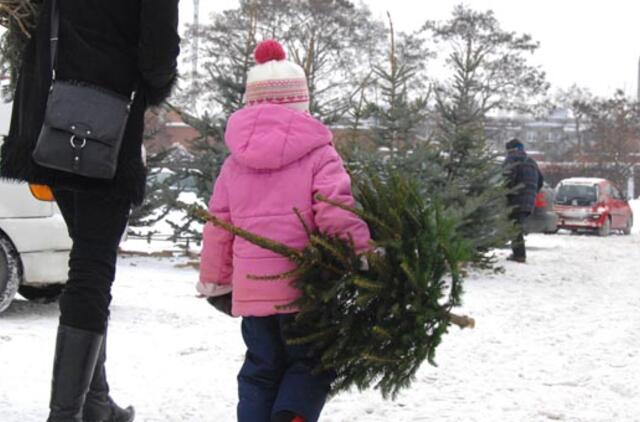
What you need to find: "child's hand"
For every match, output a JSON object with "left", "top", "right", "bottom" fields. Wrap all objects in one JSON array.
[
  {"left": 359, "top": 255, "right": 369, "bottom": 271},
  {"left": 196, "top": 281, "right": 233, "bottom": 316},
  {"left": 207, "top": 293, "right": 232, "bottom": 316},
  {"left": 360, "top": 247, "right": 384, "bottom": 271}
]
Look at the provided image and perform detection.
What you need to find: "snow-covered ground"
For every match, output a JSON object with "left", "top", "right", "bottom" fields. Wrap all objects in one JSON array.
[{"left": 1, "top": 219, "right": 639, "bottom": 421}]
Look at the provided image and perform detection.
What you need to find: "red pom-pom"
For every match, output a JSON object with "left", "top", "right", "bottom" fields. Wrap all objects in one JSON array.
[{"left": 254, "top": 39, "right": 286, "bottom": 64}]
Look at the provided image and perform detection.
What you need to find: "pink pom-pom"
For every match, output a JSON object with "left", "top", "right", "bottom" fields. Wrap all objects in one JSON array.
[{"left": 254, "top": 39, "right": 286, "bottom": 64}]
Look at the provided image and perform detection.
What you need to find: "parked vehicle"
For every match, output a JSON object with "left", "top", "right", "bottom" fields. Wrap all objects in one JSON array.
[
  {"left": 554, "top": 177, "right": 633, "bottom": 236},
  {"left": 0, "top": 102, "right": 72, "bottom": 313},
  {"left": 523, "top": 184, "right": 559, "bottom": 234}
]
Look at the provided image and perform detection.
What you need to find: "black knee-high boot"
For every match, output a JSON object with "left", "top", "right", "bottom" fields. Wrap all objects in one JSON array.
[
  {"left": 47, "top": 325, "right": 104, "bottom": 422},
  {"left": 83, "top": 332, "right": 135, "bottom": 422}
]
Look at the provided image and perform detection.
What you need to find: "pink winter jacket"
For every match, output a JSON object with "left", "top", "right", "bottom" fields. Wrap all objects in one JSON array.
[{"left": 199, "top": 104, "right": 371, "bottom": 317}]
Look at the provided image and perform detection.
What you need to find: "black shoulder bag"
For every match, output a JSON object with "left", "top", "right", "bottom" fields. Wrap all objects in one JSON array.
[{"left": 32, "top": 0, "right": 136, "bottom": 179}]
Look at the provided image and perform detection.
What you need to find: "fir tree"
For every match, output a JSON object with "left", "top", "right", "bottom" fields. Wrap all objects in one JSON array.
[
  {"left": 0, "top": 0, "right": 43, "bottom": 96},
  {"left": 424, "top": 5, "right": 548, "bottom": 116},
  {"left": 368, "top": 14, "right": 431, "bottom": 154},
  {"left": 128, "top": 148, "right": 181, "bottom": 231},
  {"left": 423, "top": 5, "right": 549, "bottom": 265},
  {"left": 195, "top": 165, "right": 475, "bottom": 399},
  {"left": 152, "top": 105, "right": 228, "bottom": 242},
  {"left": 340, "top": 14, "right": 441, "bottom": 201}
]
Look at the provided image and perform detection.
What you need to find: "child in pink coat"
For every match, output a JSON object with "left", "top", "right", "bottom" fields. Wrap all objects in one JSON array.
[{"left": 198, "top": 40, "right": 371, "bottom": 422}]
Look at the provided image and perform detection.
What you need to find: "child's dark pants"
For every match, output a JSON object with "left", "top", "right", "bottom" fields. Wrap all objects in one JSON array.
[{"left": 237, "top": 314, "right": 334, "bottom": 422}]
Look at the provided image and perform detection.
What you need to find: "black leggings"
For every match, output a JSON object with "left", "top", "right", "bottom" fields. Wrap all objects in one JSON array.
[{"left": 54, "top": 189, "right": 130, "bottom": 334}]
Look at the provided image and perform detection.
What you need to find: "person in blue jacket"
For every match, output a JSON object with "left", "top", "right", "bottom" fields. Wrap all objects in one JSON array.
[{"left": 503, "top": 139, "right": 544, "bottom": 263}]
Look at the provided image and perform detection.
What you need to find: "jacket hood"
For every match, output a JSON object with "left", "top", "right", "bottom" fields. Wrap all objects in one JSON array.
[{"left": 224, "top": 104, "right": 333, "bottom": 170}]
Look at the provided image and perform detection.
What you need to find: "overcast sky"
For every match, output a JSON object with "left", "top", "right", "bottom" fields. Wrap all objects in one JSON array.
[{"left": 179, "top": 0, "right": 640, "bottom": 99}]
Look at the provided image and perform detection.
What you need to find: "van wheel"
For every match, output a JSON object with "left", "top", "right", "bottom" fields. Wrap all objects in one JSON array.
[
  {"left": 18, "top": 284, "right": 64, "bottom": 303},
  {"left": 598, "top": 217, "right": 611, "bottom": 237},
  {"left": 0, "top": 236, "right": 22, "bottom": 314},
  {"left": 622, "top": 216, "right": 633, "bottom": 235}
]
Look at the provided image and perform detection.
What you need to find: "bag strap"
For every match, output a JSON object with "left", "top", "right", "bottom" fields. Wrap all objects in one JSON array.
[
  {"left": 50, "top": 0, "right": 60, "bottom": 82},
  {"left": 48, "top": 0, "right": 137, "bottom": 102}
]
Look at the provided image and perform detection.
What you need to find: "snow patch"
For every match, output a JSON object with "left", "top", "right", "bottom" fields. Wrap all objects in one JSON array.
[{"left": 1, "top": 233, "right": 639, "bottom": 420}]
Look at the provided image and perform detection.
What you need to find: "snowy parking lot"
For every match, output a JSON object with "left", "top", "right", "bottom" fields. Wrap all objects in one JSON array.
[{"left": 1, "top": 226, "right": 639, "bottom": 421}]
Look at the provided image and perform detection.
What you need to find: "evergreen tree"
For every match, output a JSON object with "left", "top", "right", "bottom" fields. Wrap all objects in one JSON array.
[
  {"left": 423, "top": 5, "right": 549, "bottom": 265},
  {"left": 0, "top": 0, "right": 43, "bottom": 96},
  {"left": 368, "top": 14, "right": 431, "bottom": 153},
  {"left": 128, "top": 148, "right": 182, "bottom": 232},
  {"left": 155, "top": 106, "right": 228, "bottom": 242},
  {"left": 340, "top": 14, "right": 441, "bottom": 200},
  {"left": 424, "top": 5, "right": 548, "bottom": 116},
  {"left": 195, "top": 165, "right": 475, "bottom": 399}
]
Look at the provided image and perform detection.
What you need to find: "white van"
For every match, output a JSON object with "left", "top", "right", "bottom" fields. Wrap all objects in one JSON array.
[{"left": 0, "top": 101, "right": 72, "bottom": 313}]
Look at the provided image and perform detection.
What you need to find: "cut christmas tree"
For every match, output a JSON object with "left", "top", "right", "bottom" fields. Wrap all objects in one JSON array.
[{"left": 194, "top": 165, "right": 475, "bottom": 399}]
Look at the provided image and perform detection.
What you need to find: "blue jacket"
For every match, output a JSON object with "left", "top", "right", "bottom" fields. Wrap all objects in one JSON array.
[{"left": 504, "top": 150, "right": 544, "bottom": 214}]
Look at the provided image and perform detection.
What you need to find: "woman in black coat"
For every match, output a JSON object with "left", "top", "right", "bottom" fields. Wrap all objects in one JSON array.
[{"left": 0, "top": 1, "right": 180, "bottom": 421}]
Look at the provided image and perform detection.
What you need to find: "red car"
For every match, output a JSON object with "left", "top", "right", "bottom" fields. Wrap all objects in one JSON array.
[{"left": 554, "top": 178, "right": 633, "bottom": 236}]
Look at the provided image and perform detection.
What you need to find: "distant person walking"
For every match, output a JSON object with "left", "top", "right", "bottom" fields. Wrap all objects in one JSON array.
[
  {"left": 503, "top": 139, "right": 544, "bottom": 263},
  {"left": 0, "top": 1, "right": 180, "bottom": 421}
]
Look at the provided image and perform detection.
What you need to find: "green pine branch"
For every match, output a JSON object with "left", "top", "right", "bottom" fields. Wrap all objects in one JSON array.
[{"left": 192, "top": 165, "right": 476, "bottom": 399}]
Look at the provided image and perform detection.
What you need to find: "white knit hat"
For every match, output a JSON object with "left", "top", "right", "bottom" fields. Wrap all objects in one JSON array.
[{"left": 244, "top": 40, "right": 310, "bottom": 111}]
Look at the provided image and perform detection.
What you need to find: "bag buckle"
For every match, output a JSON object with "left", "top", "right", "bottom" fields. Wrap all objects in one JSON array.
[
  {"left": 70, "top": 135, "right": 87, "bottom": 149},
  {"left": 70, "top": 135, "right": 87, "bottom": 171}
]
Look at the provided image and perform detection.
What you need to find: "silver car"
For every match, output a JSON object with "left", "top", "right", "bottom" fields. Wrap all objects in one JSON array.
[{"left": 523, "top": 184, "right": 559, "bottom": 234}]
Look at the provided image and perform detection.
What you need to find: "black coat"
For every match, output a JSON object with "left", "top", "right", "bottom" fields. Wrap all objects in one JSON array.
[
  {"left": 0, "top": 0, "right": 180, "bottom": 205},
  {"left": 504, "top": 150, "right": 544, "bottom": 214}
]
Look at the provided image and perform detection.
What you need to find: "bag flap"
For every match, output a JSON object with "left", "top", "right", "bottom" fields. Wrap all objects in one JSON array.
[{"left": 44, "top": 81, "right": 131, "bottom": 144}]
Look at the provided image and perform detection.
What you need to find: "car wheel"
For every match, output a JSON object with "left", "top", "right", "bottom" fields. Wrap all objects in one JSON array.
[
  {"left": 18, "top": 284, "right": 64, "bottom": 303},
  {"left": 623, "top": 215, "right": 633, "bottom": 235},
  {"left": 598, "top": 217, "right": 611, "bottom": 237},
  {"left": 0, "top": 236, "right": 22, "bottom": 314}
]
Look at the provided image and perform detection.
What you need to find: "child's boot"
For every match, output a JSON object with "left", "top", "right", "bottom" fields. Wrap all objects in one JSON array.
[{"left": 272, "top": 410, "right": 305, "bottom": 422}]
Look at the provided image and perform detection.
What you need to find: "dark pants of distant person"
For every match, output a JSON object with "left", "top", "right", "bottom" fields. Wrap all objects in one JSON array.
[
  {"left": 510, "top": 210, "right": 530, "bottom": 260},
  {"left": 54, "top": 189, "right": 130, "bottom": 333}
]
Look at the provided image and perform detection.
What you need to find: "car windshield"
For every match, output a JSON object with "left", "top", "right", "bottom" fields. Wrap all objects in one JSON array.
[{"left": 556, "top": 184, "right": 598, "bottom": 206}]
